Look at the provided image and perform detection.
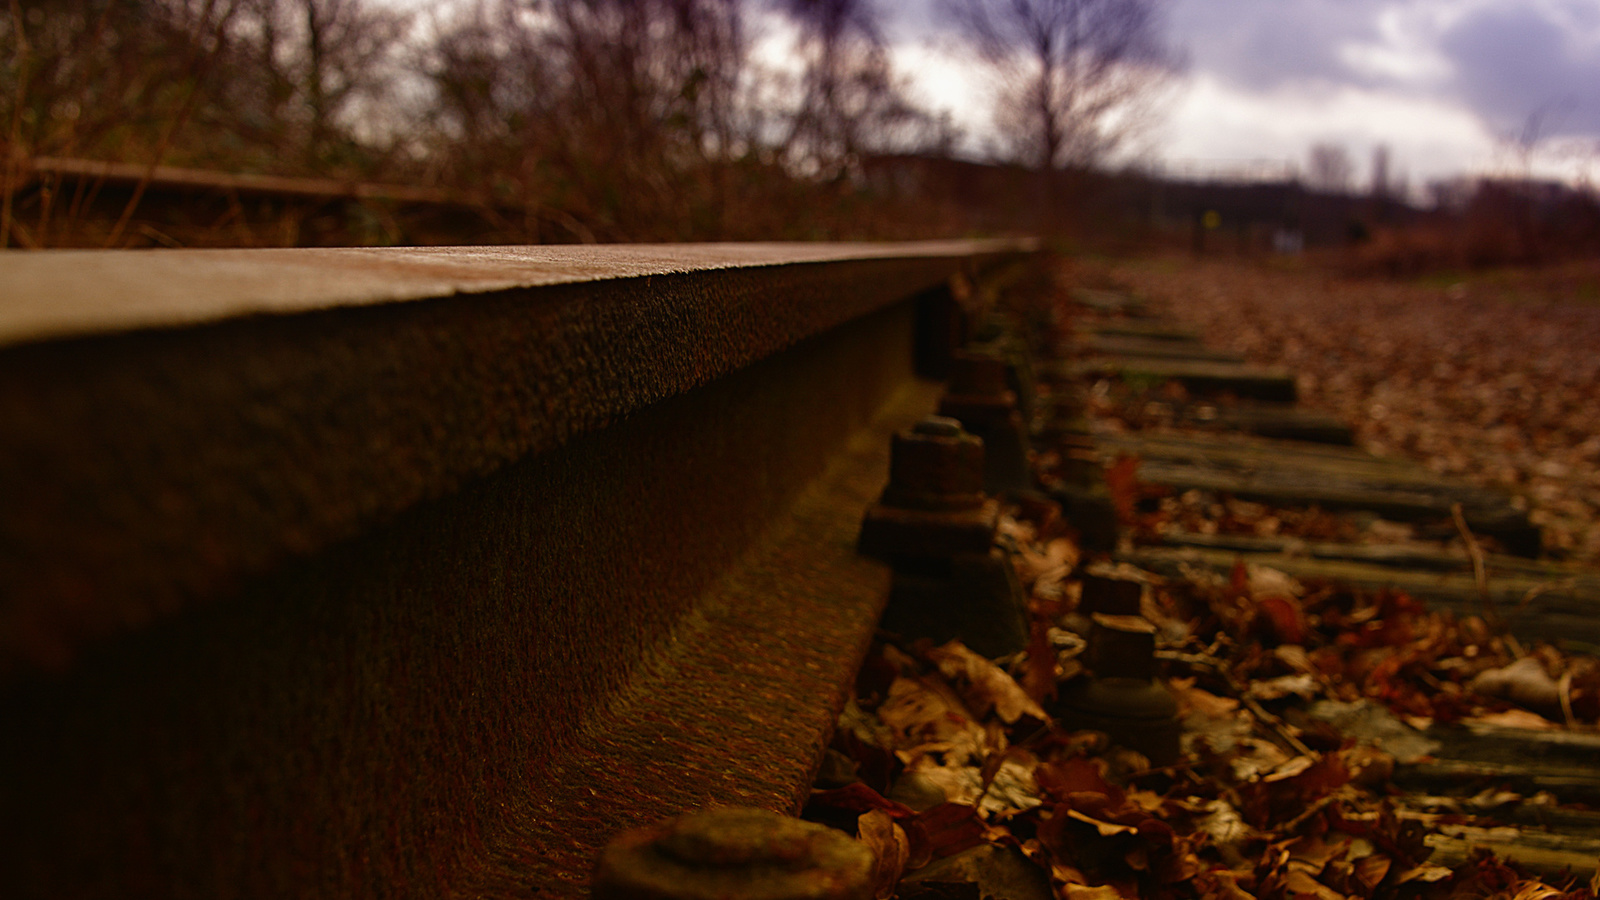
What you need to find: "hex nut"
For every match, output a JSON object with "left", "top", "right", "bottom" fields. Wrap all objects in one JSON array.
[
  {"left": 1089, "top": 614, "right": 1157, "bottom": 681},
  {"left": 593, "top": 807, "right": 875, "bottom": 900},
  {"left": 1054, "top": 615, "right": 1180, "bottom": 765},
  {"left": 879, "top": 416, "right": 985, "bottom": 512}
]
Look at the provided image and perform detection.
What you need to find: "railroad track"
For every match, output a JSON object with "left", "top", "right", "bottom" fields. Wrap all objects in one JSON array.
[
  {"left": 1057, "top": 282, "right": 1600, "bottom": 885},
  {"left": 7, "top": 242, "right": 1598, "bottom": 898},
  {"left": 1062, "top": 286, "right": 1594, "bottom": 641},
  {"left": 6, "top": 157, "right": 548, "bottom": 248}
]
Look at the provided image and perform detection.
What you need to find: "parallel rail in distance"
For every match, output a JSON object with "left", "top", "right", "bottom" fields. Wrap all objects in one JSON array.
[
  {"left": 21, "top": 155, "right": 474, "bottom": 206},
  {"left": 0, "top": 238, "right": 1038, "bottom": 898}
]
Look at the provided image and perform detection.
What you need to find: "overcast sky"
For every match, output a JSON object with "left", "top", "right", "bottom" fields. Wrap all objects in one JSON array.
[{"left": 879, "top": 0, "right": 1600, "bottom": 188}]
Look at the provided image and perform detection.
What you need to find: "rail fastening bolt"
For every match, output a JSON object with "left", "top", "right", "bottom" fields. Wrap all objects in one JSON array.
[
  {"left": 1053, "top": 614, "right": 1181, "bottom": 766},
  {"left": 858, "top": 415, "right": 996, "bottom": 560},
  {"left": 592, "top": 806, "right": 875, "bottom": 900},
  {"left": 880, "top": 415, "right": 986, "bottom": 512}
]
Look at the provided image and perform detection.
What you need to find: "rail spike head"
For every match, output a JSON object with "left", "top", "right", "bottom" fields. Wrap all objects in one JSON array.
[{"left": 592, "top": 807, "right": 875, "bottom": 900}]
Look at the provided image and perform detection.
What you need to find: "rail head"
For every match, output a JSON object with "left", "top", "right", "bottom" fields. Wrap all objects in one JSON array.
[
  {"left": 0, "top": 240, "right": 1035, "bottom": 346},
  {"left": 0, "top": 239, "right": 1038, "bottom": 679}
]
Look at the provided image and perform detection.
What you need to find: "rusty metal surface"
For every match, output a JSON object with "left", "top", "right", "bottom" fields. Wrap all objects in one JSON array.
[
  {"left": 0, "top": 243, "right": 1033, "bottom": 680},
  {"left": 24, "top": 155, "right": 470, "bottom": 205},
  {"left": 0, "top": 240, "right": 1034, "bottom": 345},
  {"left": 0, "top": 240, "right": 1036, "bottom": 897},
  {"left": 0, "top": 300, "right": 937, "bottom": 898},
  {"left": 464, "top": 379, "right": 945, "bottom": 899}
]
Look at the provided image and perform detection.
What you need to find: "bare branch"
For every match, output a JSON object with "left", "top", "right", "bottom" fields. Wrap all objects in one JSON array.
[{"left": 943, "top": 0, "right": 1176, "bottom": 170}]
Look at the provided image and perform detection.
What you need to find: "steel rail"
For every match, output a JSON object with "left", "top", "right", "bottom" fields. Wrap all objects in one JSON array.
[
  {"left": 23, "top": 156, "right": 472, "bottom": 207},
  {"left": 0, "top": 239, "right": 1037, "bottom": 898}
]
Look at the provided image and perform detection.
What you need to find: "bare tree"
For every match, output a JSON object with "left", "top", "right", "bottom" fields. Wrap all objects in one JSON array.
[
  {"left": 1306, "top": 142, "right": 1352, "bottom": 193},
  {"left": 420, "top": 1, "right": 544, "bottom": 190},
  {"left": 2, "top": 0, "right": 241, "bottom": 163},
  {"left": 547, "top": 0, "right": 749, "bottom": 162},
  {"left": 776, "top": 0, "right": 924, "bottom": 178},
  {"left": 0, "top": 0, "right": 411, "bottom": 178},
  {"left": 421, "top": 0, "right": 759, "bottom": 238},
  {"left": 4, "top": 0, "right": 989, "bottom": 243},
  {"left": 943, "top": 0, "right": 1175, "bottom": 170},
  {"left": 220, "top": 0, "right": 412, "bottom": 169}
]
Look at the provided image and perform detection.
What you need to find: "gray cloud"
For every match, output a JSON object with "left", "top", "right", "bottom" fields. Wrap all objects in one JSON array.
[
  {"left": 1167, "top": 0, "right": 1600, "bottom": 140},
  {"left": 1166, "top": 0, "right": 1394, "bottom": 90},
  {"left": 1439, "top": 2, "right": 1600, "bottom": 139},
  {"left": 891, "top": 0, "right": 1397, "bottom": 87},
  {"left": 884, "top": 0, "right": 1600, "bottom": 155}
]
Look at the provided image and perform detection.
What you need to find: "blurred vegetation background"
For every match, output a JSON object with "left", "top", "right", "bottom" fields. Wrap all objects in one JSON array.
[{"left": 2, "top": 0, "right": 1598, "bottom": 270}]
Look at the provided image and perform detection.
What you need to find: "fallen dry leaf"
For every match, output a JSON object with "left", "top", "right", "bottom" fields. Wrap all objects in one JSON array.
[
  {"left": 1508, "top": 880, "right": 1567, "bottom": 900},
  {"left": 1461, "top": 708, "right": 1560, "bottom": 729},
  {"left": 1193, "top": 799, "right": 1254, "bottom": 850},
  {"left": 1247, "top": 564, "right": 1305, "bottom": 601},
  {"left": 1193, "top": 869, "right": 1256, "bottom": 900},
  {"left": 1066, "top": 808, "right": 1137, "bottom": 837},
  {"left": 1170, "top": 678, "right": 1241, "bottom": 717},
  {"left": 1353, "top": 853, "right": 1391, "bottom": 892},
  {"left": 926, "top": 641, "right": 1049, "bottom": 725},
  {"left": 1283, "top": 867, "right": 1345, "bottom": 900},
  {"left": 857, "top": 809, "right": 909, "bottom": 900},
  {"left": 1247, "top": 673, "right": 1319, "bottom": 702},
  {"left": 1470, "top": 656, "right": 1563, "bottom": 714},
  {"left": 876, "top": 675, "right": 989, "bottom": 766},
  {"left": 1396, "top": 864, "right": 1454, "bottom": 884},
  {"left": 1063, "top": 884, "right": 1122, "bottom": 900}
]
